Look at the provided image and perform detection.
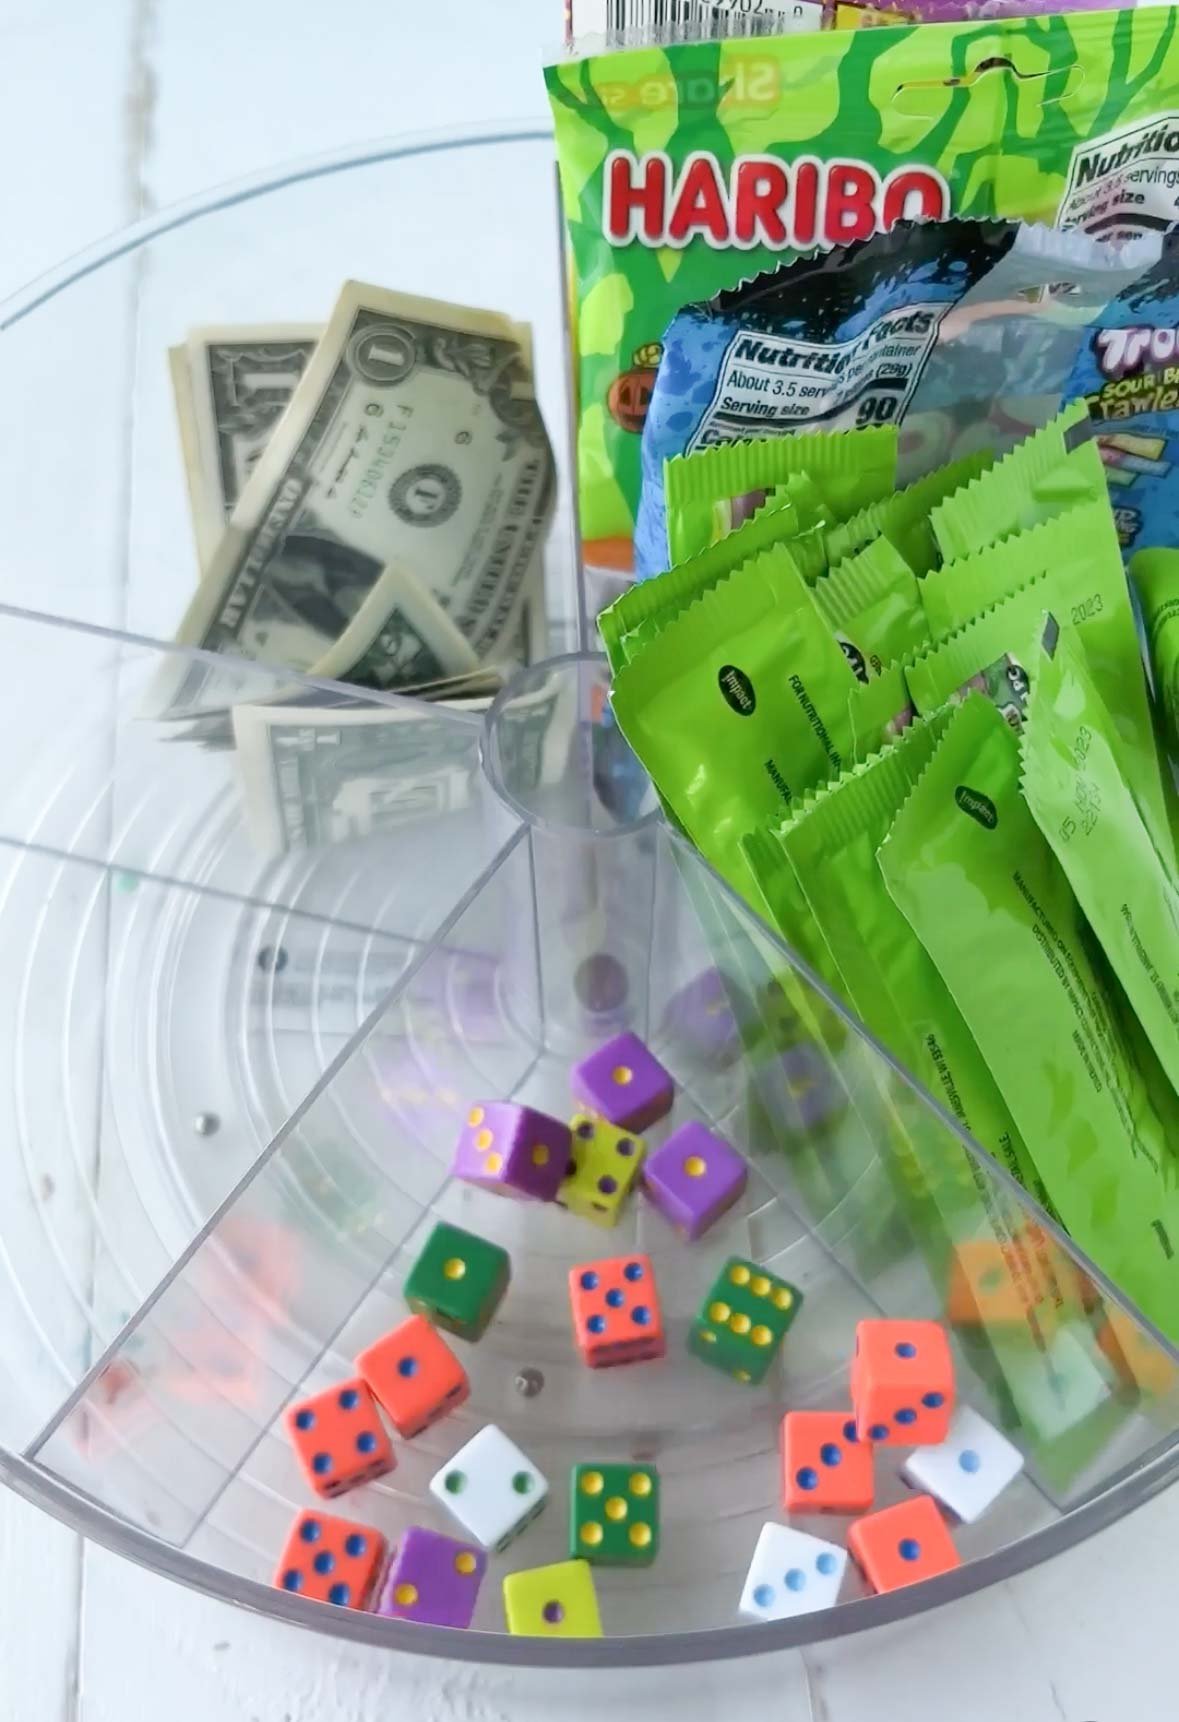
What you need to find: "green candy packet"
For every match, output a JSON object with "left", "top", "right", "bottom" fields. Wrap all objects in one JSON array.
[
  {"left": 700, "top": 469, "right": 837, "bottom": 566},
  {"left": 930, "top": 402, "right": 1095, "bottom": 563},
  {"left": 599, "top": 470, "right": 829, "bottom": 675},
  {"left": 846, "top": 663, "right": 915, "bottom": 763},
  {"left": 921, "top": 503, "right": 1114, "bottom": 641},
  {"left": 663, "top": 425, "right": 896, "bottom": 567},
  {"left": 740, "top": 737, "right": 972, "bottom": 1256},
  {"left": 825, "top": 450, "right": 993, "bottom": 574},
  {"left": 762, "top": 475, "right": 832, "bottom": 526},
  {"left": 905, "top": 543, "right": 1174, "bottom": 868},
  {"left": 740, "top": 825, "right": 839, "bottom": 993},
  {"left": 1133, "top": 548, "right": 1179, "bottom": 763},
  {"left": 813, "top": 537, "right": 929, "bottom": 681},
  {"left": 743, "top": 721, "right": 1071, "bottom": 1390},
  {"left": 749, "top": 713, "right": 1047, "bottom": 1200},
  {"left": 879, "top": 693, "right": 1179, "bottom": 1344},
  {"left": 1022, "top": 621, "right": 1179, "bottom": 1096},
  {"left": 611, "top": 542, "right": 856, "bottom": 901}
]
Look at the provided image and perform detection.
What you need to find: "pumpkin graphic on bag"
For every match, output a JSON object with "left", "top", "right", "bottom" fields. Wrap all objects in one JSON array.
[{"left": 607, "top": 342, "right": 663, "bottom": 433}]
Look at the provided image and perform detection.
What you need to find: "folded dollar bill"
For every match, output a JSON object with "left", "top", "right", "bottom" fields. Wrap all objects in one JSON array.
[
  {"left": 156, "top": 280, "right": 555, "bottom": 719},
  {"left": 169, "top": 323, "right": 320, "bottom": 572},
  {"left": 230, "top": 664, "right": 572, "bottom": 855}
]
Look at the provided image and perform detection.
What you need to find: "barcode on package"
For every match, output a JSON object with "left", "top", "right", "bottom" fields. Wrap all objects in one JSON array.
[{"left": 569, "top": 0, "right": 823, "bottom": 47}]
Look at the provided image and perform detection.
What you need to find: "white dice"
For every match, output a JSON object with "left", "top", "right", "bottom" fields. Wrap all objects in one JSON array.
[
  {"left": 739, "top": 1522, "right": 847, "bottom": 1621},
  {"left": 429, "top": 1423, "right": 548, "bottom": 1552},
  {"left": 901, "top": 1403, "right": 1024, "bottom": 1523}
]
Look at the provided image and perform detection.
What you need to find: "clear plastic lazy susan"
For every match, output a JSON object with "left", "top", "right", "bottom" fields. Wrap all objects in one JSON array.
[{"left": 0, "top": 121, "right": 1176, "bottom": 1668}]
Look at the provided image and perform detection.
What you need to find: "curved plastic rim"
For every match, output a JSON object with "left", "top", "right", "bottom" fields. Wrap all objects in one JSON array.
[
  {"left": 2, "top": 121, "right": 1177, "bottom": 1664},
  {"left": 0, "top": 119, "right": 554, "bottom": 331},
  {"left": 5, "top": 1429, "right": 1177, "bottom": 1666}
]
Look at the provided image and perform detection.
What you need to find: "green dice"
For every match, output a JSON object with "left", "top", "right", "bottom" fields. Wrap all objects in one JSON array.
[
  {"left": 688, "top": 1256, "right": 802, "bottom": 1385},
  {"left": 569, "top": 1463, "right": 659, "bottom": 1566},
  {"left": 403, "top": 1221, "right": 510, "bottom": 1341}
]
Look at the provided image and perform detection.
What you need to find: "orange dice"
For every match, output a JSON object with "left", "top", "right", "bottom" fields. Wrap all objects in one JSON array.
[
  {"left": 848, "top": 1495, "right": 960, "bottom": 1594},
  {"left": 273, "top": 1508, "right": 388, "bottom": 1608},
  {"left": 946, "top": 1235, "right": 1061, "bottom": 1340},
  {"left": 780, "top": 1411, "right": 874, "bottom": 1513},
  {"left": 946, "top": 1241, "right": 1031, "bottom": 1327},
  {"left": 284, "top": 1377, "right": 395, "bottom": 1499},
  {"left": 569, "top": 1253, "right": 665, "bottom": 1368},
  {"left": 1096, "top": 1304, "right": 1179, "bottom": 1399},
  {"left": 850, "top": 1319, "right": 953, "bottom": 1446},
  {"left": 356, "top": 1313, "right": 469, "bottom": 1438}
]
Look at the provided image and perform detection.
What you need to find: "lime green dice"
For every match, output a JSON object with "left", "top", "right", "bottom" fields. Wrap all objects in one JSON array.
[
  {"left": 688, "top": 1256, "right": 802, "bottom": 1385},
  {"left": 502, "top": 1559, "right": 602, "bottom": 1638},
  {"left": 569, "top": 1463, "right": 659, "bottom": 1566},
  {"left": 403, "top": 1221, "right": 509, "bottom": 1341},
  {"left": 557, "top": 1112, "right": 646, "bottom": 1227}
]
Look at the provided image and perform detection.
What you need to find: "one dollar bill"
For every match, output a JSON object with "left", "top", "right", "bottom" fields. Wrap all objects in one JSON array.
[
  {"left": 231, "top": 667, "right": 572, "bottom": 854},
  {"left": 154, "top": 281, "right": 554, "bottom": 716},
  {"left": 169, "top": 324, "right": 319, "bottom": 570},
  {"left": 231, "top": 695, "right": 489, "bottom": 852},
  {"left": 169, "top": 323, "right": 547, "bottom": 695}
]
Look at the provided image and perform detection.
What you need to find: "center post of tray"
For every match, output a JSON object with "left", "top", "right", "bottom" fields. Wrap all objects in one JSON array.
[{"left": 481, "top": 652, "right": 664, "bottom": 1055}]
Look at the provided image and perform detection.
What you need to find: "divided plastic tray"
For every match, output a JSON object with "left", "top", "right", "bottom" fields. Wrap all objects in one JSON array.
[{"left": 0, "top": 123, "right": 1177, "bottom": 1666}]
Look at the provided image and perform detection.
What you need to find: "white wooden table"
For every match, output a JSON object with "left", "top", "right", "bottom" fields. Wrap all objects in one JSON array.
[{"left": 2, "top": 2, "right": 1178, "bottom": 1715}]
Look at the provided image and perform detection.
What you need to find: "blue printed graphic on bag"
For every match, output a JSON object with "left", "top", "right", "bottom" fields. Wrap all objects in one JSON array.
[{"left": 1066, "top": 233, "right": 1179, "bottom": 559}]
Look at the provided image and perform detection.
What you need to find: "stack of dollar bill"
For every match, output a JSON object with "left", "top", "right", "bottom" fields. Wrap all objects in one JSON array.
[{"left": 160, "top": 281, "right": 557, "bottom": 851}]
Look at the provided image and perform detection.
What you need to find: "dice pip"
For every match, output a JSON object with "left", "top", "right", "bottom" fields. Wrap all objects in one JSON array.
[
  {"left": 642, "top": 1120, "right": 747, "bottom": 1240},
  {"left": 559, "top": 1112, "right": 646, "bottom": 1226},
  {"left": 850, "top": 1318, "right": 954, "bottom": 1445},
  {"left": 569, "top": 1253, "right": 665, "bottom": 1368},
  {"left": 403, "top": 1220, "right": 509, "bottom": 1341},
  {"left": 781, "top": 1411, "right": 874, "bottom": 1513},
  {"left": 503, "top": 1558, "right": 602, "bottom": 1638},
  {"left": 570, "top": 1463, "right": 659, "bottom": 1565},
  {"left": 571, "top": 1032, "right": 673, "bottom": 1131},
  {"left": 452, "top": 1102, "right": 568, "bottom": 1201},
  {"left": 739, "top": 1522, "right": 848, "bottom": 1621},
  {"left": 947, "top": 1240, "right": 1028, "bottom": 1327},
  {"left": 688, "top": 1256, "right": 802, "bottom": 1385},
  {"left": 848, "top": 1494, "right": 960, "bottom": 1593},
  {"left": 429, "top": 1423, "right": 548, "bottom": 1551},
  {"left": 750, "top": 1042, "right": 846, "bottom": 1138},
  {"left": 374, "top": 1526, "right": 486, "bottom": 1628},
  {"left": 901, "top": 1405, "right": 1024, "bottom": 1523},
  {"left": 356, "top": 1314, "right": 468, "bottom": 1438},
  {"left": 283, "top": 1377, "right": 394, "bottom": 1499},
  {"left": 273, "top": 1508, "right": 387, "bottom": 1609},
  {"left": 946, "top": 1236, "right": 1061, "bottom": 1339}
]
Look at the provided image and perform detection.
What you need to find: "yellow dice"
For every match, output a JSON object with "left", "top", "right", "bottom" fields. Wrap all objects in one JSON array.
[
  {"left": 557, "top": 1113, "right": 646, "bottom": 1227},
  {"left": 503, "top": 1558, "right": 602, "bottom": 1638}
]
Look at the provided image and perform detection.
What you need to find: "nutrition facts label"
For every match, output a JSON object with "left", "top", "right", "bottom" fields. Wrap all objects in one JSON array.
[
  {"left": 686, "top": 301, "right": 946, "bottom": 449},
  {"left": 1058, "top": 114, "right": 1179, "bottom": 241}
]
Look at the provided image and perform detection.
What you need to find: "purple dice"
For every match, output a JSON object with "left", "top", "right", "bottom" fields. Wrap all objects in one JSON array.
[
  {"left": 751, "top": 1043, "right": 846, "bottom": 1138},
  {"left": 452, "top": 1102, "right": 569, "bottom": 1201},
  {"left": 661, "top": 968, "right": 750, "bottom": 1067},
  {"left": 571, "top": 1032, "right": 674, "bottom": 1132},
  {"left": 642, "top": 1121, "right": 748, "bottom": 1239},
  {"left": 375, "top": 1526, "right": 486, "bottom": 1628}
]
